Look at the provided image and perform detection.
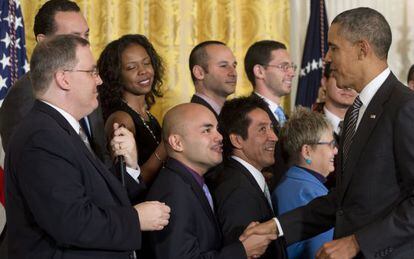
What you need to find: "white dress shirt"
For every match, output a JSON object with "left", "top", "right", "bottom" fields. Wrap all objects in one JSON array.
[{"left": 254, "top": 92, "right": 284, "bottom": 123}]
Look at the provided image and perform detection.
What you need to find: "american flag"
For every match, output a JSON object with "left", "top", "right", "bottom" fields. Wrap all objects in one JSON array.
[
  {"left": 0, "top": 0, "right": 28, "bottom": 240},
  {"left": 295, "top": 0, "right": 329, "bottom": 108}
]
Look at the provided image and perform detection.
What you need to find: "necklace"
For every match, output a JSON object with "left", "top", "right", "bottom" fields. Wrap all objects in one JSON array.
[
  {"left": 137, "top": 111, "right": 159, "bottom": 145},
  {"left": 122, "top": 99, "right": 159, "bottom": 145}
]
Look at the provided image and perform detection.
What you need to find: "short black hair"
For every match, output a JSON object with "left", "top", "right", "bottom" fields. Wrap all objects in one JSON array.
[
  {"left": 332, "top": 7, "right": 391, "bottom": 60},
  {"left": 33, "top": 0, "right": 80, "bottom": 38},
  {"left": 219, "top": 96, "right": 269, "bottom": 157},
  {"left": 188, "top": 40, "right": 226, "bottom": 82},
  {"left": 407, "top": 64, "right": 414, "bottom": 84},
  {"left": 323, "top": 62, "right": 332, "bottom": 78},
  {"left": 244, "top": 40, "right": 286, "bottom": 86}
]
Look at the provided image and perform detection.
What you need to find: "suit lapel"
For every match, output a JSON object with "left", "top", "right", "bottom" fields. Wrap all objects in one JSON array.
[
  {"left": 166, "top": 160, "right": 220, "bottom": 231},
  {"left": 339, "top": 74, "right": 395, "bottom": 201},
  {"left": 35, "top": 101, "right": 131, "bottom": 206},
  {"left": 228, "top": 158, "right": 274, "bottom": 213}
]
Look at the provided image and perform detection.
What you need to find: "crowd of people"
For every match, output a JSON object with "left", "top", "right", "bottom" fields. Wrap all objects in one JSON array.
[{"left": 1, "top": 0, "right": 414, "bottom": 258}]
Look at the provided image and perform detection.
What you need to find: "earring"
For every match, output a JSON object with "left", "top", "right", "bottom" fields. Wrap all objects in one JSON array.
[{"left": 305, "top": 158, "right": 312, "bottom": 165}]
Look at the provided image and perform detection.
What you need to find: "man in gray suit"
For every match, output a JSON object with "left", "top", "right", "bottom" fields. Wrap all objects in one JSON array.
[{"left": 0, "top": 0, "right": 110, "bottom": 166}]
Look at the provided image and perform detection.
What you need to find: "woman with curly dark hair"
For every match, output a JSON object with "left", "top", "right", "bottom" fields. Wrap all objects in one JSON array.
[{"left": 98, "top": 34, "right": 166, "bottom": 184}]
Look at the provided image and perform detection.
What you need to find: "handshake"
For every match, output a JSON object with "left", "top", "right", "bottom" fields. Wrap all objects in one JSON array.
[{"left": 239, "top": 219, "right": 278, "bottom": 258}]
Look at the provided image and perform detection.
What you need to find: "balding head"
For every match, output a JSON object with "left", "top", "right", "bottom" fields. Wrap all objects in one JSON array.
[{"left": 162, "top": 103, "right": 223, "bottom": 175}]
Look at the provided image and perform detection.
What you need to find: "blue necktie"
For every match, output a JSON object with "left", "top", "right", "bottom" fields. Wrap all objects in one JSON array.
[
  {"left": 202, "top": 184, "right": 214, "bottom": 212},
  {"left": 274, "top": 106, "right": 286, "bottom": 126}
]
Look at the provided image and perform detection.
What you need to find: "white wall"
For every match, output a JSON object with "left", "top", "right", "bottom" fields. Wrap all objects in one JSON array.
[{"left": 290, "top": 0, "right": 414, "bottom": 110}]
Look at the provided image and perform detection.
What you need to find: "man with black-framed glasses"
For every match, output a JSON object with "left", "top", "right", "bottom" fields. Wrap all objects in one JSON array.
[{"left": 244, "top": 40, "right": 296, "bottom": 190}]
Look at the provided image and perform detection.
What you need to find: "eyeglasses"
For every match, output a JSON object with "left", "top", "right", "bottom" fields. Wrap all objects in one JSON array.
[
  {"left": 263, "top": 62, "right": 297, "bottom": 72},
  {"left": 313, "top": 139, "right": 337, "bottom": 149},
  {"left": 64, "top": 68, "right": 99, "bottom": 77}
]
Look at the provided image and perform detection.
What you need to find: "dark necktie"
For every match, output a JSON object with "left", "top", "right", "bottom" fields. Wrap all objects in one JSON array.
[
  {"left": 343, "top": 96, "right": 363, "bottom": 167},
  {"left": 338, "top": 120, "right": 344, "bottom": 137}
]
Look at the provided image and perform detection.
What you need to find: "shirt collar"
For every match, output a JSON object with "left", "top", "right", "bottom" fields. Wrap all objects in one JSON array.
[
  {"left": 167, "top": 157, "right": 205, "bottom": 187},
  {"left": 194, "top": 93, "right": 222, "bottom": 115},
  {"left": 231, "top": 155, "right": 266, "bottom": 192},
  {"left": 323, "top": 106, "right": 342, "bottom": 135},
  {"left": 296, "top": 166, "right": 327, "bottom": 184},
  {"left": 41, "top": 100, "right": 81, "bottom": 134},
  {"left": 254, "top": 92, "right": 282, "bottom": 121},
  {"left": 358, "top": 68, "right": 390, "bottom": 108}
]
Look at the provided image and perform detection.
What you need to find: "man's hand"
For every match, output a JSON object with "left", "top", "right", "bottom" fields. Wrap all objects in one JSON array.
[
  {"left": 239, "top": 219, "right": 278, "bottom": 241},
  {"left": 134, "top": 201, "right": 171, "bottom": 231},
  {"left": 316, "top": 234, "right": 360, "bottom": 259},
  {"left": 110, "top": 123, "right": 138, "bottom": 169},
  {"left": 240, "top": 222, "right": 277, "bottom": 258}
]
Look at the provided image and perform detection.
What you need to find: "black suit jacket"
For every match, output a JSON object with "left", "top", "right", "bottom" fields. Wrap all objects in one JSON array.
[
  {"left": 5, "top": 101, "right": 141, "bottom": 259},
  {"left": 190, "top": 94, "right": 219, "bottom": 119},
  {"left": 0, "top": 73, "right": 111, "bottom": 167},
  {"left": 146, "top": 158, "right": 246, "bottom": 259},
  {"left": 250, "top": 93, "right": 288, "bottom": 190},
  {"left": 279, "top": 73, "right": 414, "bottom": 258},
  {"left": 208, "top": 158, "right": 287, "bottom": 258}
]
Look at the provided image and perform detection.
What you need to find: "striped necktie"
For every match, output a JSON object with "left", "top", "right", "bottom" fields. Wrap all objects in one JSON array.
[
  {"left": 343, "top": 96, "right": 363, "bottom": 167},
  {"left": 264, "top": 183, "right": 274, "bottom": 210},
  {"left": 79, "top": 126, "right": 94, "bottom": 155}
]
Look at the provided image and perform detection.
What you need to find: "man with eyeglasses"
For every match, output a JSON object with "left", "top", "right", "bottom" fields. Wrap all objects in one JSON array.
[
  {"left": 244, "top": 40, "right": 296, "bottom": 190},
  {"left": 189, "top": 41, "right": 238, "bottom": 118},
  {"left": 0, "top": 0, "right": 111, "bottom": 168},
  {"left": 5, "top": 34, "right": 171, "bottom": 259}
]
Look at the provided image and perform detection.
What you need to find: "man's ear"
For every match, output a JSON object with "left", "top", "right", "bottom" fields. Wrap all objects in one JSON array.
[
  {"left": 54, "top": 70, "right": 71, "bottom": 91},
  {"left": 253, "top": 64, "right": 265, "bottom": 80},
  {"left": 168, "top": 134, "right": 184, "bottom": 152},
  {"left": 192, "top": 65, "right": 206, "bottom": 81},
  {"left": 357, "top": 40, "right": 370, "bottom": 60},
  {"left": 229, "top": 133, "right": 244, "bottom": 149},
  {"left": 36, "top": 34, "right": 47, "bottom": 43}
]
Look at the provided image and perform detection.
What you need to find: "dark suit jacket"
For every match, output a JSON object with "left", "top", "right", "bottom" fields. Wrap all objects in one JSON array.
[
  {"left": 250, "top": 93, "right": 288, "bottom": 191},
  {"left": 208, "top": 158, "right": 287, "bottom": 259},
  {"left": 0, "top": 73, "right": 111, "bottom": 167},
  {"left": 5, "top": 101, "right": 141, "bottom": 259},
  {"left": 146, "top": 158, "right": 246, "bottom": 259},
  {"left": 279, "top": 73, "right": 414, "bottom": 258},
  {"left": 190, "top": 94, "right": 219, "bottom": 119}
]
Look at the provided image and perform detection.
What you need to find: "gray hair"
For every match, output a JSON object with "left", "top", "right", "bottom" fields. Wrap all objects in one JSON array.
[
  {"left": 332, "top": 7, "right": 391, "bottom": 60},
  {"left": 30, "top": 34, "right": 89, "bottom": 95},
  {"left": 280, "top": 107, "right": 331, "bottom": 164}
]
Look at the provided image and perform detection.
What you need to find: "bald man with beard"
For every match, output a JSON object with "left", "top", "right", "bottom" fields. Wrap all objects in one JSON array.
[{"left": 146, "top": 103, "right": 276, "bottom": 259}]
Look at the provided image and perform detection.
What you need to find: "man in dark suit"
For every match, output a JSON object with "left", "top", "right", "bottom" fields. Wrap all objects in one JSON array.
[
  {"left": 189, "top": 41, "right": 237, "bottom": 118},
  {"left": 147, "top": 103, "right": 276, "bottom": 258},
  {"left": 244, "top": 40, "right": 296, "bottom": 189},
  {"left": 242, "top": 7, "right": 414, "bottom": 259},
  {"left": 312, "top": 63, "right": 357, "bottom": 189},
  {"left": 5, "top": 35, "right": 170, "bottom": 259},
  {"left": 0, "top": 0, "right": 111, "bottom": 167},
  {"left": 208, "top": 96, "right": 286, "bottom": 258}
]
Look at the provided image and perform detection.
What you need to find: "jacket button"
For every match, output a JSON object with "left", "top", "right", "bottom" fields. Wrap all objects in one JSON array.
[{"left": 337, "top": 209, "right": 344, "bottom": 216}]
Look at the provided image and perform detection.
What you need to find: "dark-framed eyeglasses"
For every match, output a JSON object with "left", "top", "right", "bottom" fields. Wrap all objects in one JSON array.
[
  {"left": 313, "top": 139, "right": 337, "bottom": 149},
  {"left": 64, "top": 68, "right": 99, "bottom": 77},
  {"left": 263, "top": 62, "right": 297, "bottom": 72}
]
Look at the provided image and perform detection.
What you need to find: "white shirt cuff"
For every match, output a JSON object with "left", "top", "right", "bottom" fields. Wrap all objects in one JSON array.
[
  {"left": 273, "top": 217, "right": 284, "bottom": 237},
  {"left": 126, "top": 166, "right": 141, "bottom": 183}
]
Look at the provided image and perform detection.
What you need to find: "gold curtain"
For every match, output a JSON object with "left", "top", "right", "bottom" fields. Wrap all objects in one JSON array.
[{"left": 22, "top": 0, "right": 290, "bottom": 120}]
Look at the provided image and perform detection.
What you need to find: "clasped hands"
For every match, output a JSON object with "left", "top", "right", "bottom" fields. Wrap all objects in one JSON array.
[{"left": 239, "top": 219, "right": 360, "bottom": 259}]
